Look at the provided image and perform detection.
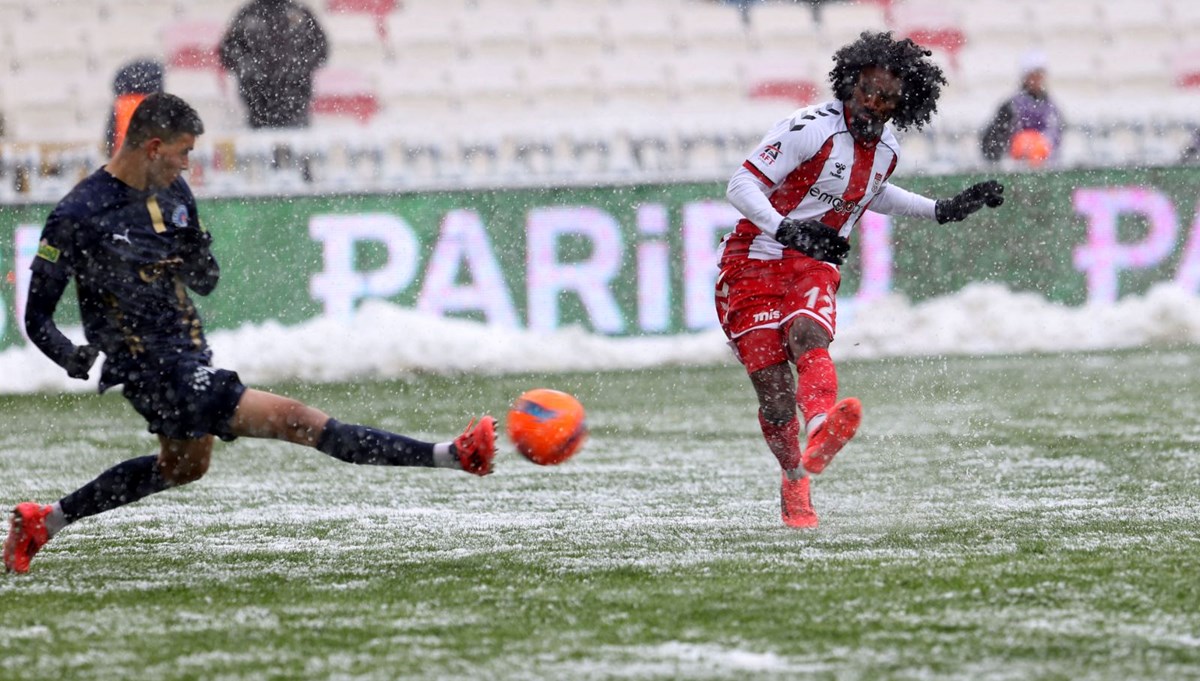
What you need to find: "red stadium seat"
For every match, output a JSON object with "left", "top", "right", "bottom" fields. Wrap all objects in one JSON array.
[
  {"left": 312, "top": 67, "right": 380, "bottom": 124},
  {"left": 1173, "top": 50, "right": 1200, "bottom": 88},
  {"left": 162, "top": 19, "right": 226, "bottom": 71},
  {"left": 747, "top": 79, "right": 819, "bottom": 106},
  {"left": 326, "top": 0, "right": 396, "bottom": 42}
]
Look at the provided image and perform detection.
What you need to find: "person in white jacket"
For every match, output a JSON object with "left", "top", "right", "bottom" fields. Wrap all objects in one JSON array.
[{"left": 715, "top": 31, "right": 1005, "bottom": 528}]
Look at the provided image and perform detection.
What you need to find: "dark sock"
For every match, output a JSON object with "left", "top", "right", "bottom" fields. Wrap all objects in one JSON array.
[
  {"left": 59, "top": 455, "right": 172, "bottom": 523},
  {"left": 315, "top": 419, "right": 435, "bottom": 467}
]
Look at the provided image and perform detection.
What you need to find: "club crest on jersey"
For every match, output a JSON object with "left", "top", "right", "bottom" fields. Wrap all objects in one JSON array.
[
  {"left": 831, "top": 162, "right": 847, "bottom": 179},
  {"left": 872, "top": 172, "right": 883, "bottom": 192},
  {"left": 171, "top": 204, "right": 189, "bottom": 228},
  {"left": 759, "top": 142, "right": 782, "bottom": 166}
]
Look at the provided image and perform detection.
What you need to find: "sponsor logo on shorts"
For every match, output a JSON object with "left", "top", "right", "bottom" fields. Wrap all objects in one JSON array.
[{"left": 752, "top": 309, "right": 782, "bottom": 323}]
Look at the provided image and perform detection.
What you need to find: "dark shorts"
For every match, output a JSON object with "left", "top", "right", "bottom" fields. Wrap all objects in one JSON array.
[{"left": 122, "top": 360, "right": 247, "bottom": 441}]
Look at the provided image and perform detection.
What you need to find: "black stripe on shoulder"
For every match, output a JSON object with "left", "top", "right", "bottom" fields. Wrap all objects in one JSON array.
[
  {"left": 790, "top": 124, "right": 806, "bottom": 131},
  {"left": 826, "top": 105, "right": 839, "bottom": 115},
  {"left": 816, "top": 109, "right": 831, "bottom": 116},
  {"left": 801, "top": 114, "right": 816, "bottom": 120}
]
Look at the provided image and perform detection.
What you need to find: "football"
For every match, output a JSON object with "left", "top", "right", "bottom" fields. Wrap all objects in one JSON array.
[{"left": 506, "top": 389, "right": 588, "bottom": 466}]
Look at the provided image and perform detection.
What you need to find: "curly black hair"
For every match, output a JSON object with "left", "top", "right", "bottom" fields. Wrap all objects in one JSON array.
[{"left": 828, "top": 31, "right": 946, "bottom": 132}]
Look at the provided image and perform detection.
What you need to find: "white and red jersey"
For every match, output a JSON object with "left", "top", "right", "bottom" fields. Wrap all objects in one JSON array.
[{"left": 719, "top": 100, "right": 937, "bottom": 267}]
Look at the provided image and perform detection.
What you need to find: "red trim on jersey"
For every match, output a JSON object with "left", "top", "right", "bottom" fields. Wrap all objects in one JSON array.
[
  {"left": 770, "top": 138, "right": 835, "bottom": 216},
  {"left": 721, "top": 139, "right": 836, "bottom": 266},
  {"left": 861, "top": 153, "right": 899, "bottom": 215},
  {"left": 743, "top": 160, "right": 773, "bottom": 186},
  {"left": 821, "top": 139, "right": 877, "bottom": 229}
]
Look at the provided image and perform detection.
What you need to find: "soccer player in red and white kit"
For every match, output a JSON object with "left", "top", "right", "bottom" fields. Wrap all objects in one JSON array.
[{"left": 715, "top": 32, "right": 1005, "bottom": 528}]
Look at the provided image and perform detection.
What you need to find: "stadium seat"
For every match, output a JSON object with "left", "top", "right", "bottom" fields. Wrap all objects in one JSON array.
[
  {"left": 955, "top": 45, "right": 1020, "bottom": 103},
  {"left": 595, "top": 52, "right": 674, "bottom": 110},
  {"left": 1024, "top": 0, "right": 1101, "bottom": 45},
  {"left": 1096, "top": 38, "right": 1171, "bottom": 100},
  {"left": 377, "top": 59, "right": 458, "bottom": 121},
  {"left": 161, "top": 18, "right": 225, "bottom": 72},
  {"left": 528, "top": 4, "right": 607, "bottom": 60},
  {"left": 742, "top": 47, "right": 823, "bottom": 107},
  {"left": 3, "top": 73, "right": 83, "bottom": 142},
  {"left": 385, "top": 5, "right": 460, "bottom": 63},
  {"left": 1172, "top": 48, "right": 1200, "bottom": 89},
  {"left": 455, "top": 6, "right": 534, "bottom": 61},
  {"left": 524, "top": 54, "right": 604, "bottom": 117},
  {"left": 176, "top": 0, "right": 242, "bottom": 22},
  {"left": 312, "top": 66, "right": 380, "bottom": 125},
  {"left": 743, "top": 0, "right": 821, "bottom": 56},
  {"left": 87, "top": 22, "right": 163, "bottom": 80},
  {"left": 1097, "top": 2, "right": 1173, "bottom": 45},
  {"left": 9, "top": 20, "right": 90, "bottom": 75},
  {"left": 324, "top": 11, "right": 389, "bottom": 65},
  {"left": 668, "top": 52, "right": 746, "bottom": 111},
  {"left": 165, "top": 67, "right": 240, "bottom": 130},
  {"left": 812, "top": 1, "right": 888, "bottom": 51},
  {"left": 601, "top": 4, "right": 678, "bottom": 57},
  {"left": 890, "top": 2, "right": 966, "bottom": 70},
  {"left": 957, "top": 0, "right": 1035, "bottom": 52},
  {"left": 450, "top": 57, "right": 528, "bottom": 117},
  {"left": 673, "top": 3, "right": 748, "bottom": 55}
]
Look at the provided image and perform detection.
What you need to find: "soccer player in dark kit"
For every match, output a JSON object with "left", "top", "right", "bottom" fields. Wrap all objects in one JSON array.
[{"left": 4, "top": 93, "right": 497, "bottom": 574}]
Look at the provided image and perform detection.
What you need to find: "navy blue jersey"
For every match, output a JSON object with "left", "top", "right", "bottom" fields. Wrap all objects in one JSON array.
[{"left": 31, "top": 168, "right": 216, "bottom": 389}]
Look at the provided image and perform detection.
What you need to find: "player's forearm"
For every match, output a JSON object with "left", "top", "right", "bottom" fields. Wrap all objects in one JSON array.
[
  {"left": 24, "top": 272, "right": 80, "bottom": 369},
  {"left": 870, "top": 183, "right": 938, "bottom": 220},
  {"left": 727, "top": 168, "right": 785, "bottom": 234}
]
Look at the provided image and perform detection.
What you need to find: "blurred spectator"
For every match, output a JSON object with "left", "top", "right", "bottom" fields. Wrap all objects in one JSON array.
[
  {"left": 219, "top": 0, "right": 328, "bottom": 129},
  {"left": 980, "top": 50, "right": 1064, "bottom": 165},
  {"left": 1180, "top": 130, "right": 1200, "bottom": 164},
  {"left": 105, "top": 59, "right": 164, "bottom": 158}
]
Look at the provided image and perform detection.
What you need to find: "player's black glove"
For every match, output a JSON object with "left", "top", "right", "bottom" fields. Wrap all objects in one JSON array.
[
  {"left": 65, "top": 345, "right": 99, "bottom": 380},
  {"left": 935, "top": 180, "right": 1005, "bottom": 224},
  {"left": 774, "top": 218, "right": 851, "bottom": 265},
  {"left": 170, "top": 227, "right": 212, "bottom": 260}
]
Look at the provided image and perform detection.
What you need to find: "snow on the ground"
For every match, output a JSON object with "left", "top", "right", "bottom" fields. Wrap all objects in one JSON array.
[{"left": 3, "top": 282, "right": 1199, "bottom": 394}]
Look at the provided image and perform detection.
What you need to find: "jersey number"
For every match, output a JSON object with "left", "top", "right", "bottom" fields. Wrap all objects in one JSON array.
[{"left": 802, "top": 286, "right": 835, "bottom": 324}]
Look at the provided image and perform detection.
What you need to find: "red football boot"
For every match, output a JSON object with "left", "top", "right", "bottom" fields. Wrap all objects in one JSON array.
[
  {"left": 3, "top": 502, "right": 52, "bottom": 574},
  {"left": 801, "top": 397, "right": 862, "bottom": 475},
  {"left": 780, "top": 473, "right": 818, "bottom": 528},
  {"left": 454, "top": 416, "right": 497, "bottom": 476}
]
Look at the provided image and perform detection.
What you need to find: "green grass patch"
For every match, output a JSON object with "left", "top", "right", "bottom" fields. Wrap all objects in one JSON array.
[{"left": 2, "top": 348, "right": 1199, "bottom": 679}]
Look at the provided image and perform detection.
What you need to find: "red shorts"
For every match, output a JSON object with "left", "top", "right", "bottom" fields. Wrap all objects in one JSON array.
[{"left": 714, "top": 257, "right": 841, "bottom": 373}]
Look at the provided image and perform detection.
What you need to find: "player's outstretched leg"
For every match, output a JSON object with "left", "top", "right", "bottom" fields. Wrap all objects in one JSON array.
[
  {"left": 314, "top": 414, "right": 497, "bottom": 476},
  {"left": 454, "top": 416, "right": 496, "bottom": 476},
  {"left": 780, "top": 473, "right": 818, "bottom": 528},
  {"left": 802, "top": 397, "right": 862, "bottom": 475},
  {"left": 3, "top": 502, "right": 52, "bottom": 574}
]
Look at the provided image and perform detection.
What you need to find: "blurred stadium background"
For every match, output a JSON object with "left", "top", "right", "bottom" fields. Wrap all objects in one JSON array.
[{"left": 2, "top": 0, "right": 1200, "bottom": 202}]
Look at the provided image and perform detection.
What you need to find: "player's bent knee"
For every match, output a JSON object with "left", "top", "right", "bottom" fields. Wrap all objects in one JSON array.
[{"left": 788, "top": 318, "right": 831, "bottom": 355}]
